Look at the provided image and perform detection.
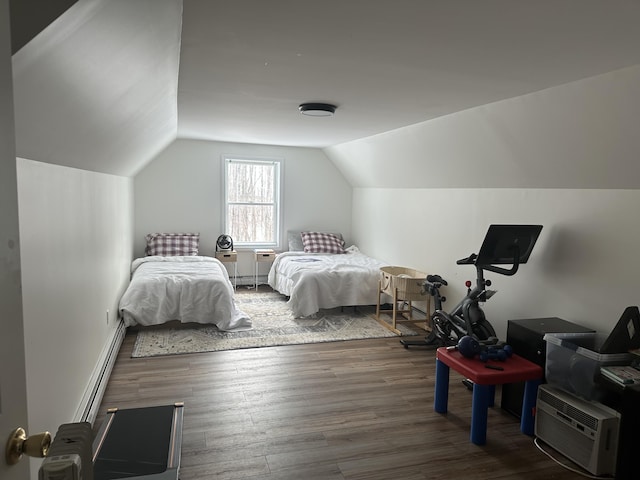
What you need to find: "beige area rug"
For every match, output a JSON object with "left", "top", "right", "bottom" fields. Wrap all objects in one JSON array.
[{"left": 131, "top": 291, "right": 421, "bottom": 357}]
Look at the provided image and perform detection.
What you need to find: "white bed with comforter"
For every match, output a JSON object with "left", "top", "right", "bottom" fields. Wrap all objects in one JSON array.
[
  {"left": 268, "top": 246, "right": 390, "bottom": 317},
  {"left": 119, "top": 255, "right": 251, "bottom": 331}
]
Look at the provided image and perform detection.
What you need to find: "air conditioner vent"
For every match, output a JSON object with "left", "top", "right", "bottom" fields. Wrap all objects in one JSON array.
[{"left": 539, "top": 388, "right": 599, "bottom": 430}]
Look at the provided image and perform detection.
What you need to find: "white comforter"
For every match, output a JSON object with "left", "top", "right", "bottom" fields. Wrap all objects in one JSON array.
[
  {"left": 267, "top": 247, "right": 391, "bottom": 317},
  {"left": 119, "top": 256, "right": 251, "bottom": 330}
]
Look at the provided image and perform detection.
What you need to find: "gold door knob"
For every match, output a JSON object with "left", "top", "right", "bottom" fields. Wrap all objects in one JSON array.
[{"left": 5, "top": 427, "right": 51, "bottom": 465}]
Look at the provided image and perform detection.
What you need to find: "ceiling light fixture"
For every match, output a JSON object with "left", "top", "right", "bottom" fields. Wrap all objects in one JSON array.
[{"left": 299, "top": 103, "right": 336, "bottom": 117}]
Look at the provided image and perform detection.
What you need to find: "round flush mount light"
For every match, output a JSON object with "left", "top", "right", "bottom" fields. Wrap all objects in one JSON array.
[{"left": 299, "top": 103, "right": 336, "bottom": 117}]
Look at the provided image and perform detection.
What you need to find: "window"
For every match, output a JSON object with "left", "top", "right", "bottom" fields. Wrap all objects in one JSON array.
[{"left": 223, "top": 157, "right": 282, "bottom": 248}]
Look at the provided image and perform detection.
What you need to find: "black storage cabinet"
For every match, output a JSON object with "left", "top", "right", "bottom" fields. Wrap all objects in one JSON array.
[
  {"left": 597, "top": 376, "right": 640, "bottom": 479},
  {"left": 501, "top": 317, "right": 594, "bottom": 418}
]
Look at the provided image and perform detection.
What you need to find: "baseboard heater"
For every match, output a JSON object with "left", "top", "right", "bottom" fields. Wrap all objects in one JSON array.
[
  {"left": 39, "top": 422, "right": 94, "bottom": 480},
  {"left": 74, "top": 320, "right": 126, "bottom": 425}
]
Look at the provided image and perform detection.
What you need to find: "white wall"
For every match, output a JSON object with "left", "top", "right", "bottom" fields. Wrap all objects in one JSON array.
[
  {"left": 16, "top": 159, "right": 133, "bottom": 448},
  {"left": 352, "top": 188, "right": 640, "bottom": 339},
  {"left": 134, "top": 139, "right": 352, "bottom": 279},
  {"left": 327, "top": 66, "right": 640, "bottom": 339}
]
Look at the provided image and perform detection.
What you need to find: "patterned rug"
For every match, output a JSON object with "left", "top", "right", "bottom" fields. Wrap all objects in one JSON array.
[{"left": 131, "top": 291, "right": 421, "bottom": 357}]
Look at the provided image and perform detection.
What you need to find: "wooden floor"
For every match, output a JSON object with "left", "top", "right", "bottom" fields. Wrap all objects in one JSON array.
[{"left": 96, "top": 306, "right": 587, "bottom": 479}]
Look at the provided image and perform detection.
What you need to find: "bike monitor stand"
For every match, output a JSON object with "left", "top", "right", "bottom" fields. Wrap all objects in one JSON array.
[{"left": 475, "top": 224, "right": 543, "bottom": 268}]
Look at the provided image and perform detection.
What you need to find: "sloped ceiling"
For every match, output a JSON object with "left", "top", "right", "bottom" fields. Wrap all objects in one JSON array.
[
  {"left": 11, "top": 0, "right": 181, "bottom": 176},
  {"left": 10, "top": 0, "right": 640, "bottom": 177}
]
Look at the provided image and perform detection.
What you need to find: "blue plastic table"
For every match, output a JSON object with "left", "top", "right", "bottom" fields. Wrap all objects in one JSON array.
[{"left": 434, "top": 347, "right": 543, "bottom": 445}]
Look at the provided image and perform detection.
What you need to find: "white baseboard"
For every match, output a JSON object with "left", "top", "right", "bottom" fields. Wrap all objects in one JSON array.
[{"left": 73, "top": 320, "right": 126, "bottom": 425}]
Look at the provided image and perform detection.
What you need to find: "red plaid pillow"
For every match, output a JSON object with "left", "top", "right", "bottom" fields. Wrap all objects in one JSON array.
[
  {"left": 301, "top": 231, "right": 345, "bottom": 254},
  {"left": 145, "top": 233, "right": 200, "bottom": 256}
]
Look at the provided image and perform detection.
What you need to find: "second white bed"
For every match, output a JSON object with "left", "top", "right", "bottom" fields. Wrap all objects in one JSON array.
[{"left": 267, "top": 247, "right": 391, "bottom": 317}]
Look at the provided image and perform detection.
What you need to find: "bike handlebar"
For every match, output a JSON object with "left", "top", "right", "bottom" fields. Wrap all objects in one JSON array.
[
  {"left": 456, "top": 253, "right": 477, "bottom": 265},
  {"left": 455, "top": 245, "right": 522, "bottom": 276},
  {"left": 481, "top": 260, "right": 520, "bottom": 276}
]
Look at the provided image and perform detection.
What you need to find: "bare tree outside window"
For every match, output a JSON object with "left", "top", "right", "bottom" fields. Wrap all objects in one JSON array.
[{"left": 224, "top": 158, "right": 281, "bottom": 247}]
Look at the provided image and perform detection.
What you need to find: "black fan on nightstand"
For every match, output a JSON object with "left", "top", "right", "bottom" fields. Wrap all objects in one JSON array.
[{"left": 216, "top": 234, "right": 234, "bottom": 252}]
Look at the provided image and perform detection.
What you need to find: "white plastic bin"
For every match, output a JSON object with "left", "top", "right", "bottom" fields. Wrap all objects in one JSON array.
[{"left": 543, "top": 332, "right": 632, "bottom": 400}]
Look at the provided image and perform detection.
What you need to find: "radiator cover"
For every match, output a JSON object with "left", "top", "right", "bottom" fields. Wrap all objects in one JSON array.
[{"left": 39, "top": 422, "right": 94, "bottom": 480}]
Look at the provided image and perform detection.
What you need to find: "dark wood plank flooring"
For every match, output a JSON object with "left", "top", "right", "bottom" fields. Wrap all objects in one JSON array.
[{"left": 95, "top": 298, "right": 586, "bottom": 479}]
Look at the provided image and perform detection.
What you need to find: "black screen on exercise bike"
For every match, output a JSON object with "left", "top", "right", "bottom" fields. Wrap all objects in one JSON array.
[{"left": 475, "top": 224, "right": 543, "bottom": 266}]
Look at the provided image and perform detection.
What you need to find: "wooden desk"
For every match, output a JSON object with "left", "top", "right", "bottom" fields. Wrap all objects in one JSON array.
[{"left": 435, "top": 347, "right": 543, "bottom": 445}]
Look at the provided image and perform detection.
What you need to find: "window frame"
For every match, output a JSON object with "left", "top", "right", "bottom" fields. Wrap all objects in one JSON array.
[{"left": 222, "top": 155, "right": 283, "bottom": 250}]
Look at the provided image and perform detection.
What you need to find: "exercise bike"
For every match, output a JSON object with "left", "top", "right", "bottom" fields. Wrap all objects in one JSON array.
[{"left": 401, "top": 224, "right": 543, "bottom": 349}]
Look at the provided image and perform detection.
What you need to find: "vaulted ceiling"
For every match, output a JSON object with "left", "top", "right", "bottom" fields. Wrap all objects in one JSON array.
[{"left": 10, "top": 0, "right": 640, "bottom": 177}]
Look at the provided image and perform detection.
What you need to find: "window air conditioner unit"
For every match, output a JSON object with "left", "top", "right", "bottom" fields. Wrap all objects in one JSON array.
[{"left": 535, "top": 384, "right": 620, "bottom": 476}]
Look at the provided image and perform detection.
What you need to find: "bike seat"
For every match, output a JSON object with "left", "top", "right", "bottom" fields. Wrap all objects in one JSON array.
[{"left": 426, "top": 274, "right": 448, "bottom": 286}]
